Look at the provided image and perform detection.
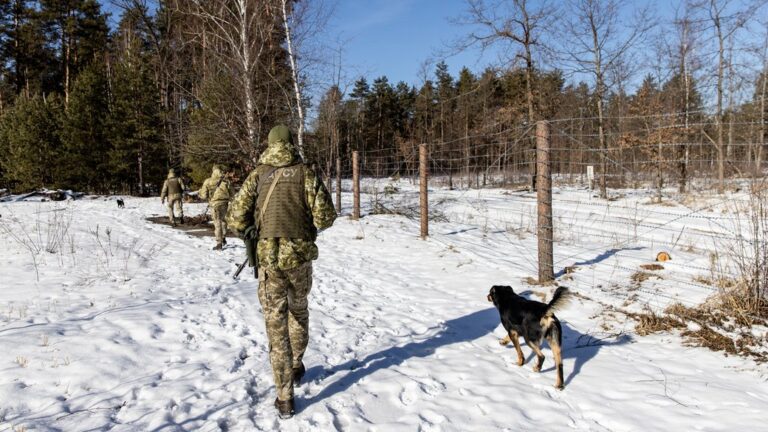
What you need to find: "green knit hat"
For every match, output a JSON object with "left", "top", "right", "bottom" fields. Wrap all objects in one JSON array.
[{"left": 268, "top": 124, "right": 293, "bottom": 145}]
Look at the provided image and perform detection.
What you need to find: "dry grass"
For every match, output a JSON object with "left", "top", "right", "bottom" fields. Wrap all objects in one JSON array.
[
  {"left": 680, "top": 327, "right": 737, "bottom": 355},
  {"left": 523, "top": 276, "right": 558, "bottom": 287},
  {"left": 632, "top": 310, "right": 685, "bottom": 336},
  {"left": 631, "top": 271, "right": 662, "bottom": 284},
  {"left": 640, "top": 263, "right": 665, "bottom": 271},
  {"left": 714, "top": 282, "right": 768, "bottom": 327},
  {"left": 663, "top": 302, "right": 765, "bottom": 362},
  {"left": 16, "top": 356, "right": 28, "bottom": 368}
]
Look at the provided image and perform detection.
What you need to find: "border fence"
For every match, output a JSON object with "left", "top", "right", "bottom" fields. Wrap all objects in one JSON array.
[{"left": 318, "top": 115, "right": 767, "bottom": 316}]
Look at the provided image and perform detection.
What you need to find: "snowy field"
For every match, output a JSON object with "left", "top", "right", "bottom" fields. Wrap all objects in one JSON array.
[{"left": 1, "top": 183, "right": 767, "bottom": 431}]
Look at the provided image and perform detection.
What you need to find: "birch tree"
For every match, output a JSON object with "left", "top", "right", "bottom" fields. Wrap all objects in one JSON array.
[
  {"left": 563, "top": 0, "right": 652, "bottom": 199},
  {"left": 704, "top": 0, "right": 761, "bottom": 193},
  {"left": 280, "top": 0, "right": 304, "bottom": 156},
  {"left": 176, "top": 0, "right": 290, "bottom": 162}
]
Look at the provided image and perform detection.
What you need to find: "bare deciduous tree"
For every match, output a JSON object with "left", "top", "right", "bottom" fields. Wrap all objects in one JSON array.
[
  {"left": 703, "top": 0, "right": 762, "bottom": 193},
  {"left": 562, "top": 0, "right": 652, "bottom": 199},
  {"left": 454, "top": 0, "right": 556, "bottom": 188}
]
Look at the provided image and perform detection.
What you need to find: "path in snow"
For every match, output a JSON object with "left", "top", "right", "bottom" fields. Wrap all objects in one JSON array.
[{"left": 0, "top": 193, "right": 766, "bottom": 431}]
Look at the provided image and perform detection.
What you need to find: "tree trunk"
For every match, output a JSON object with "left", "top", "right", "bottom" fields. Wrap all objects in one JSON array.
[
  {"left": 281, "top": 0, "right": 305, "bottom": 156},
  {"left": 713, "top": 0, "right": 726, "bottom": 194},
  {"left": 239, "top": 0, "right": 256, "bottom": 149},
  {"left": 590, "top": 13, "right": 608, "bottom": 199}
]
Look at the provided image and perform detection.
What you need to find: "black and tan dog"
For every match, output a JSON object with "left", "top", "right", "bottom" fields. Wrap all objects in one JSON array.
[{"left": 487, "top": 285, "right": 571, "bottom": 389}]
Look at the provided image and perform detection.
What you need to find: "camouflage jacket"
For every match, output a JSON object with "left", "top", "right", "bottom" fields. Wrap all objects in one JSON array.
[
  {"left": 161, "top": 174, "right": 185, "bottom": 200},
  {"left": 227, "top": 139, "right": 336, "bottom": 270},
  {"left": 200, "top": 167, "right": 233, "bottom": 207}
]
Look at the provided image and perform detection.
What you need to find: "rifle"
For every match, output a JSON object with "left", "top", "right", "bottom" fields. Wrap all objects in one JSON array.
[{"left": 233, "top": 259, "right": 250, "bottom": 280}]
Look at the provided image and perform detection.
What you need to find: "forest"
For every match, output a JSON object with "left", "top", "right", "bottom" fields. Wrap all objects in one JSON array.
[{"left": 0, "top": 0, "right": 765, "bottom": 198}]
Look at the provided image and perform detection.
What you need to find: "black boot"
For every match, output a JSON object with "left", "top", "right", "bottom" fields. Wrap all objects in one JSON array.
[
  {"left": 212, "top": 243, "right": 223, "bottom": 251},
  {"left": 274, "top": 397, "right": 295, "bottom": 419},
  {"left": 293, "top": 363, "right": 305, "bottom": 386},
  {"left": 180, "top": 215, "right": 185, "bottom": 224},
  {"left": 222, "top": 237, "right": 227, "bottom": 246}
]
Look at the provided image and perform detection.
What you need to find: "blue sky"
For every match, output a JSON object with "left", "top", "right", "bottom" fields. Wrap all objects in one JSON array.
[
  {"left": 98, "top": 0, "right": 494, "bottom": 89},
  {"left": 322, "top": 0, "right": 496, "bottom": 88},
  {"left": 97, "top": 0, "right": 764, "bottom": 102}
]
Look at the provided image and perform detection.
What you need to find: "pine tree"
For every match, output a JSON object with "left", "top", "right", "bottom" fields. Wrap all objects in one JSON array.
[
  {"left": 61, "top": 60, "right": 109, "bottom": 191},
  {"left": 4, "top": 1, "right": 56, "bottom": 96},
  {"left": 0, "top": 94, "right": 63, "bottom": 191},
  {"left": 39, "top": 0, "right": 109, "bottom": 103},
  {"left": 108, "top": 57, "right": 163, "bottom": 195},
  {"left": 107, "top": 10, "right": 164, "bottom": 195}
]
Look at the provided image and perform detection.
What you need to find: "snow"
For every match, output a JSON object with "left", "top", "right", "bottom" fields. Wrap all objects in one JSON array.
[{"left": 0, "top": 185, "right": 766, "bottom": 431}]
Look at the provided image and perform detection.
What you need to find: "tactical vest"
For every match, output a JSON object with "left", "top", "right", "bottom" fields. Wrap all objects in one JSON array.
[
  {"left": 167, "top": 178, "right": 182, "bottom": 196},
  {"left": 256, "top": 164, "right": 315, "bottom": 240}
]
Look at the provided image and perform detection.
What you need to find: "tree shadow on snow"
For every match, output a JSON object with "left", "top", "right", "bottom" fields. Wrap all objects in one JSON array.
[
  {"left": 304, "top": 307, "right": 499, "bottom": 405},
  {"left": 554, "top": 246, "right": 644, "bottom": 278}
]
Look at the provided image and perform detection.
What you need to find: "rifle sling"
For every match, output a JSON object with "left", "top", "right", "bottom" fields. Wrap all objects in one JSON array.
[{"left": 257, "top": 167, "right": 284, "bottom": 230}]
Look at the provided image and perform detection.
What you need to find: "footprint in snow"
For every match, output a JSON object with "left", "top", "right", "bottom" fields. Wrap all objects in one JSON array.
[
  {"left": 327, "top": 403, "right": 351, "bottom": 431},
  {"left": 399, "top": 383, "right": 418, "bottom": 406},
  {"left": 418, "top": 409, "right": 447, "bottom": 431},
  {"left": 418, "top": 378, "right": 446, "bottom": 397}
]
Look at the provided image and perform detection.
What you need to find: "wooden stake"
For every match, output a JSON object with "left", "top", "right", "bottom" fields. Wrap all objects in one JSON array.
[
  {"left": 420, "top": 144, "right": 429, "bottom": 239},
  {"left": 336, "top": 157, "right": 342, "bottom": 214},
  {"left": 352, "top": 151, "right": 360, "bottom": 220},
  {"left": 536, "top": 121, "right": 554, "bottom": 282}
]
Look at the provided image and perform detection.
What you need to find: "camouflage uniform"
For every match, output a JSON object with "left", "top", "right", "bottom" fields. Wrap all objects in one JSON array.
[
  {"left": 227, "top": 125, "right": 336, "bottom": 402},
  {"left": 160, "top": 169, "right": 185, "bottom": 225},
  {"left": 200, "top": 166, "right": 234, "bottom": 248}
]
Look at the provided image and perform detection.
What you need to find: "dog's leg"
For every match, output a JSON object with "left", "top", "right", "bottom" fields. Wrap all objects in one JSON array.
[
  {"left": 499, "top": 334, "right": 511, "bottom": 346},
  {"left": 509, "top": 331, "right": 525, "bottom": 366},
  {"left": 526, "top": 338, "right": 546, "bottom": 372},
  {"left": 551, "top": 337, "right": 564, "bottom": 389}
]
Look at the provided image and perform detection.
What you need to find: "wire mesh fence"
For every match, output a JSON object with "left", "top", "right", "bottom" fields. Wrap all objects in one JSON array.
[{"left": 320, "top": 115, "right": 767, "bottom": 316}]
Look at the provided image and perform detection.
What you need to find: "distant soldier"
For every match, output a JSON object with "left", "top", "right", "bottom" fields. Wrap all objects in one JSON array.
[
  {"left": 160, "top": 168, "right": 185, "bottom": 226},
  {"left": 227, "top": 125, "right": 336, "bottom": 419},
  {"left": 199, "top": 165, "right": 234, "bottom": 250}
]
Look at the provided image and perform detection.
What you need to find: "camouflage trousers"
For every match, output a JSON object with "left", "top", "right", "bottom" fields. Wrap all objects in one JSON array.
[
  {"left": 257, "top": 262, "right": 313, "bottom": 401},
  {"left": 167, "top": 195, "right": 183, "bottom": 223},
  {"left": 211, "top": 203, "right": 228, "bottom": 245}
]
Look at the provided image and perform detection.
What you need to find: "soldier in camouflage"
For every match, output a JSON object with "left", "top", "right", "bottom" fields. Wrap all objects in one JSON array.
[
  {"left": 200, "top": 165, "right": 234, "bottom": 250},
  {"left": 227, "top": 125, "right": 336, "bottom": 419},
  {"left": 160, "top": 168, "right": 185, "bottom": 226}
]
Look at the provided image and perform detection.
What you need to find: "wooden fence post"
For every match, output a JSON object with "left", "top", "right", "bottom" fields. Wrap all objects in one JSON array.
[
  {"left": 420, "top": 144, "right": 428, "bottom": 239},
  {"left": 336, "top": 157, "right": 342, "bottom": 214},
  {"left": 352, "top": 151, "right": 360, "bottom": 220},
  {"left": 537, "top": 121, "right": 554, "bottom": 282}
]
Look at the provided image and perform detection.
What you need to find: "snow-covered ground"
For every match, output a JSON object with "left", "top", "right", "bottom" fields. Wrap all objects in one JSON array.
[{"left": 1, "top": 184, "right": 766, "bottom": 431}]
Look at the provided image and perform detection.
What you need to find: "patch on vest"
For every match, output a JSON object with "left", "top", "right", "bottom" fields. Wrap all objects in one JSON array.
[{"left": 267, "top": 167, "right": 301, "bottom": 181}]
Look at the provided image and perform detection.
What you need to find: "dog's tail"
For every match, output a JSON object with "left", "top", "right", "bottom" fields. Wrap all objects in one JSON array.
[{"left": 544, "top": 286, "right": 571, "bottom": 317}]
